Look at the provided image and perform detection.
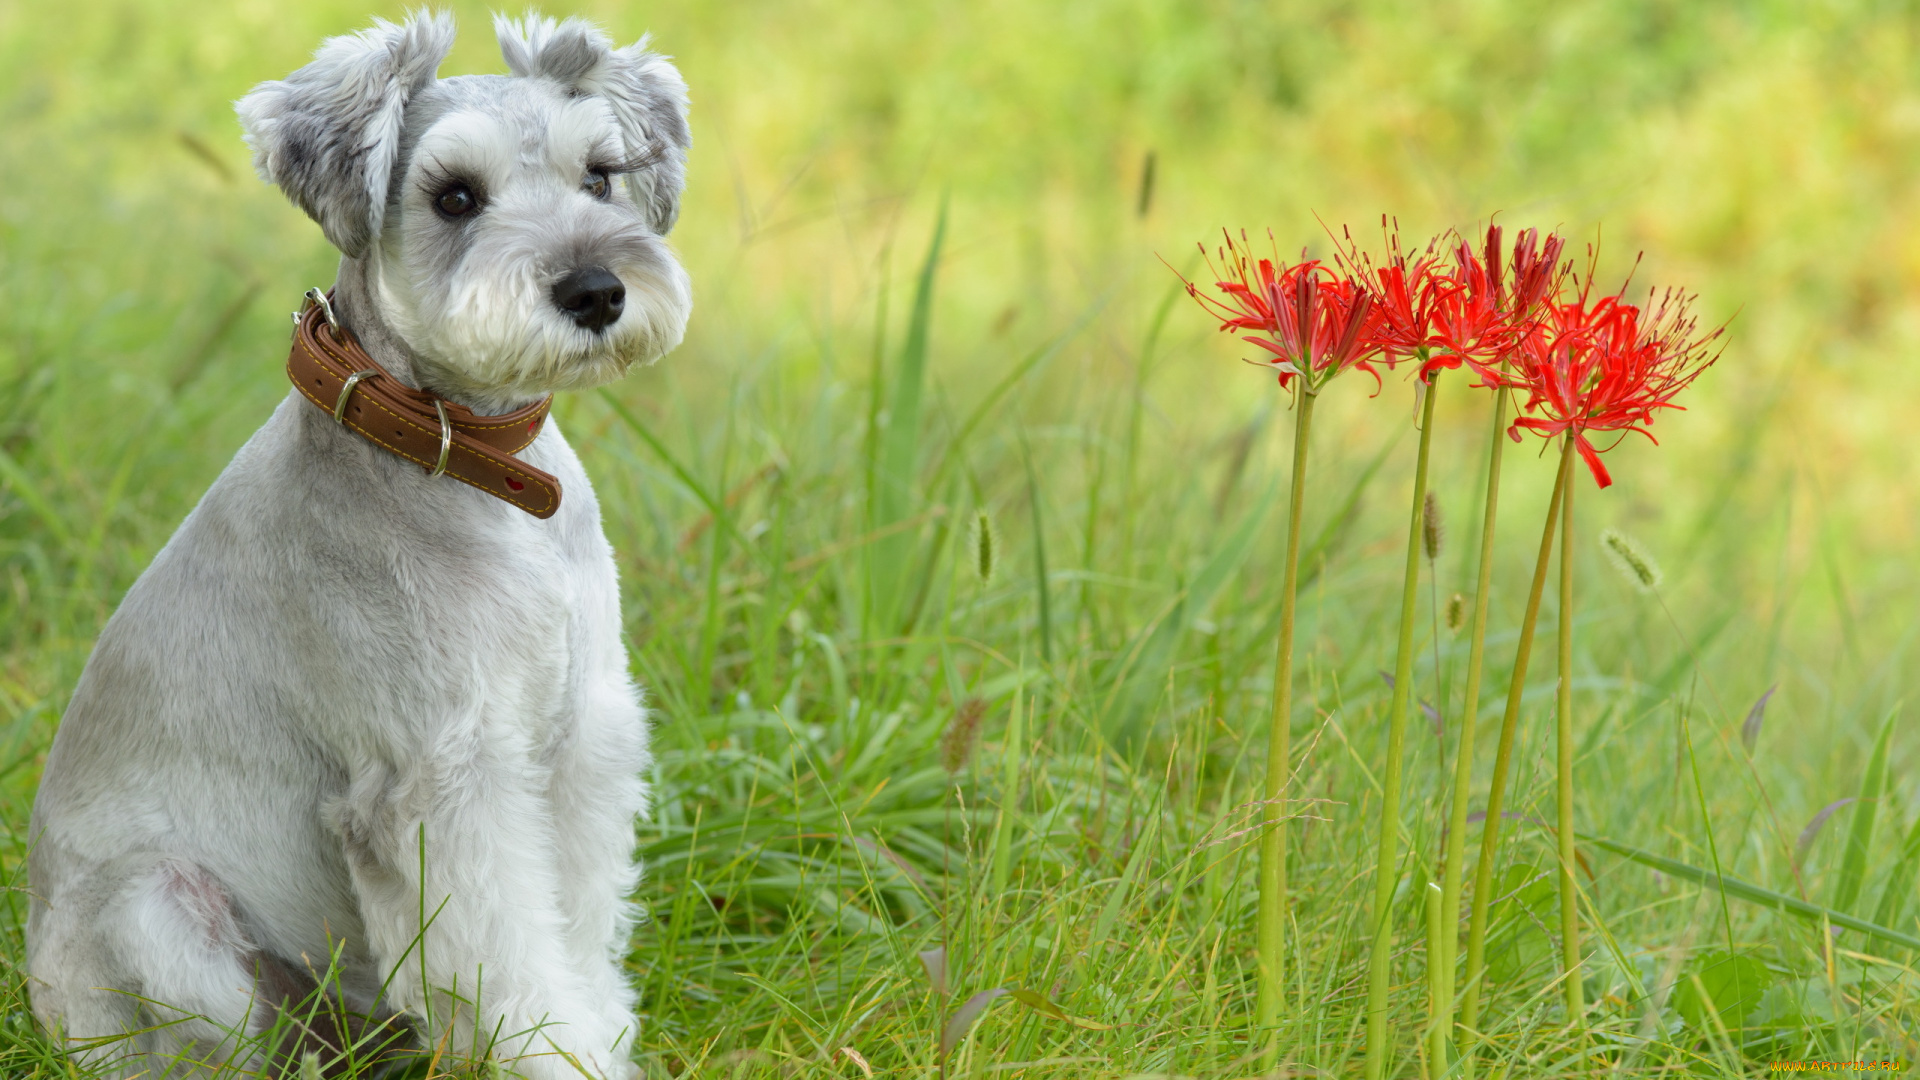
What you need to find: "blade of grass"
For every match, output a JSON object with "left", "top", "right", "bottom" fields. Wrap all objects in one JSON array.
[
  {"left": 0, "top": 445, "right": 73, "bottom": 549},
  {"left": 1122, "top": 273, "right": 1190, "bottom": 584},
  {"left": 870, "top": 203, "right": 948, "bottom": 635},
  {"left": 598, "top": 391, "right": 752, "bottom": 553},
  {"left": 1022, "top": 432, "right": 1053, "bottom": 665},
  {"left": 989, "top": 687, "right": 1026, "bottom": 898},
  {"left": 697, "top": 395, "right": 737, "bottom": 706},
  {"left": 1870, "top": 806, "right": 1920, "bottom": 932},
  {"left": 1089, "top": 809, "right": 1160, "bottom": 965},
  {"left": 1297, "top": 425, "right": 1405, "bottom": 591},
  {"left": 1102, "top": 474, "right": 1278, "bottom": 730},
  {"left": 1833, "top": 707, "right": 1896, "bottom": 914},
  {"left": 1584, "top": 835, "right": 1920, "bottom": 951},
  {"left": 926, "top": 303, "right": 1103, "bottom": 495},
  {"left": 1682, "top": 700, "right": 1738, "bottom": 955},
  {"left": 863, "top": 237, "right": 892, "bottom": 633}
]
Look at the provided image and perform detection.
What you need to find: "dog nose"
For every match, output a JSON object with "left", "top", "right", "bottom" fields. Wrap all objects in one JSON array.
[{"left": 552, "top": 267, "right": 626, "bottom": 332}]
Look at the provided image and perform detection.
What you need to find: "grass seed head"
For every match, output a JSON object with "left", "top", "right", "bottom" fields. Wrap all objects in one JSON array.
[
  {"left": 940, "top": 697, "right": 987, "bottom": 775},
  {"left": 1445, "top": 592, "right": 1466, "bottom": 634},
  {"left": 1422, "top": 491, "right": 1443, "bottom": 561},
  {"left": 1600, "top": 528, "right": 1662, "bottom": 592},
  {"left": 967, "top": 510, "right": 998, "bottom": 584}
]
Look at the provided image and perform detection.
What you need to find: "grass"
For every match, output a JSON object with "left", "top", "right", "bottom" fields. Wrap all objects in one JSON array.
[{"left": 3, "top": 0, "right": 1920, "bottom": 1075}]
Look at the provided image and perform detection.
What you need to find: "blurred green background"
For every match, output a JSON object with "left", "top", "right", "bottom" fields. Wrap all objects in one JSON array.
[
  {"left": 2, "top": 0, "right": 1918, "bottom": 1074},
  {"left": 10, "top": 0, "right": 1920, "bottom": 635}
]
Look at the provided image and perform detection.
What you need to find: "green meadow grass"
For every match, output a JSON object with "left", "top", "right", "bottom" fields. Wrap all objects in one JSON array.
[{"left": 2, "top": 0, "right": 1919, "bottom": 1075}]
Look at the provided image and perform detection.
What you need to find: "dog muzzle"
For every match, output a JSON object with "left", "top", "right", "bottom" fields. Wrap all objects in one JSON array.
[{"left": 285, "top": 289, "right": 563, "bottom": 518}]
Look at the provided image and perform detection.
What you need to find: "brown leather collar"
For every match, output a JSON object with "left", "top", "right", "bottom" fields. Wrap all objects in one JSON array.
[{"left": 285, "top": 295, "right": 562, "bottom": 518}]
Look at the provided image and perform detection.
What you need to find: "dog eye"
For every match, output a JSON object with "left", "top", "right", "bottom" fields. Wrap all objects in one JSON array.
[
  {"left": 583, "top": 170, "right": 610, "bottom": 200},
  {"left": 435, "top": 184, "right": 477, "bottom": 218}
]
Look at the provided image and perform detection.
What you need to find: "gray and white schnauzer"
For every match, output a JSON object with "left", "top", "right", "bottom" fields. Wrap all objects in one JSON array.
[{"left": 26, "top": 11, "right": 690, "bottom": 1078}]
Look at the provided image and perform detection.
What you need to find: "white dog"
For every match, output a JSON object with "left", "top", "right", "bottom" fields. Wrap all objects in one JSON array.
[{"left": 26, "top": 11, "right": 690, "bottom": 1078}]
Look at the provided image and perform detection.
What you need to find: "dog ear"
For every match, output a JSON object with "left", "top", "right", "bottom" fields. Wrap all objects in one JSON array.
[
  {"left": 496, "top": 15, "right": 691, "bottom": 235},
  {"left": 236, "top": 13, "right": 455, "bottom": 258}
]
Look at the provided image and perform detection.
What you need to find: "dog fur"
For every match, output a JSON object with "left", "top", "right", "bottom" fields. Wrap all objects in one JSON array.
[{"left": 25, "top": 12, "right": 690, "bottom": 1078}]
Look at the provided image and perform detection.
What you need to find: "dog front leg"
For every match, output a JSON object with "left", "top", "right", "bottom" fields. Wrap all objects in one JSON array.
[
  {"left": 337, "top": 749, "right": 637, "bottom": 1080},
  {"left": 548, "top": 671, "right": 648, "bottom": 1000}
]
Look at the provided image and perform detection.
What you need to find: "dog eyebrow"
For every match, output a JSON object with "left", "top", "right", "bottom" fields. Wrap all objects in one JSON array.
[
  {"left": 592, "top": 141, "right": 665, "bottom": 176},
  {"left": 415, "top": 154, "right": 484, "bottom": 197}
]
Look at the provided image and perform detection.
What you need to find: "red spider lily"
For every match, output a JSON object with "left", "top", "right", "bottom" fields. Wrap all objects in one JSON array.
[
  {"left": 1507, "top": 285, "right": 1723, "bottom": 488},
  {"left": 1409, "top": 224, "right": 1573, "bottom": 386},
  {"left": 1339, "top": 221, "right": 1453, "bottom": 370},
  {"left": 1363, "top": 256, "right": 1447, "bottom": 364},
  {"left": 1342, "top": 224, "right": 1570, "bottom": 387},
  {"left": 1507, "top": 227, "right": 1568, "bottom": 321},
  {"left": 1186, "top": 232, "right": 1390, "bottom": 393},
  {"left": 1421, "top": 226, "right": 1525, "bottom": 385}
]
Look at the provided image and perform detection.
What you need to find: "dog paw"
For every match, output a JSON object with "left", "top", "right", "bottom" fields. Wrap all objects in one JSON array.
[{"left": 500, "top": 1051, "right": 636, "bottom": 1080}]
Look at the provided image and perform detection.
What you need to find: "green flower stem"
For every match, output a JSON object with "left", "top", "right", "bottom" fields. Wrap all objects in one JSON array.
[
  {"left": 1255, "top": 387, "right": 1316, "bottom": 1060},
  {"left": 1364, "top": 373, "right": 1441, "bottom": 1080},
  {"left": 1433, "top": 381, "right": 1512, "bottom": 1073},
  {"left": 1459, "top": 436, "right": 1572, "bottom": 1045},
  {"left": 1555, "top": 438, "right": 1584, "bottom": 1023},
  {"left": 1424, "top": 874, "right": 1446, "bottom": 1072}
]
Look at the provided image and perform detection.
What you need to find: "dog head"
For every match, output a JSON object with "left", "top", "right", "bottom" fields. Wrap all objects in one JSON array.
[{"left": 237, "top": 11, "right": 692, "bottom": 406}]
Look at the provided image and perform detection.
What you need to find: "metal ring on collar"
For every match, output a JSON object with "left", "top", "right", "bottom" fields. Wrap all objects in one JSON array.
[
  {"left": 303, "top": 287, "right": 342, "bottom": 334},
  {"left": 431, "top": 399, "right": 452, "bottom": 478},
  {"left": 333, "top": 369, "right": 380, "bottom": 424}
]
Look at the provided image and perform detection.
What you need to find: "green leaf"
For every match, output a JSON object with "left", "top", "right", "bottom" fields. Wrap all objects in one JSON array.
[
  {"left": 939, "top": 987, "right": 1008, "bottom": 1077},
  {"left": 1484, "top": 863, "right": 1556, "bottom": 983},
  {"left": 918, "top": 946, "right": 948, "bottom": 997},
  {"left": 937, "top": 984, "right": 1113, "bottom": 1078},
  {"left": 1485, "top": 920, "right": 1552, "bottom": 985},
  {"left": 1672, "top": 951, "right": 1772, "bottom": 1032},
  {"left": 1492, "top": 862, "right": 1557, "bottom": 921},
  {"left": 1748, "top": 977, "right": 1837, "bottom": 1031}
]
